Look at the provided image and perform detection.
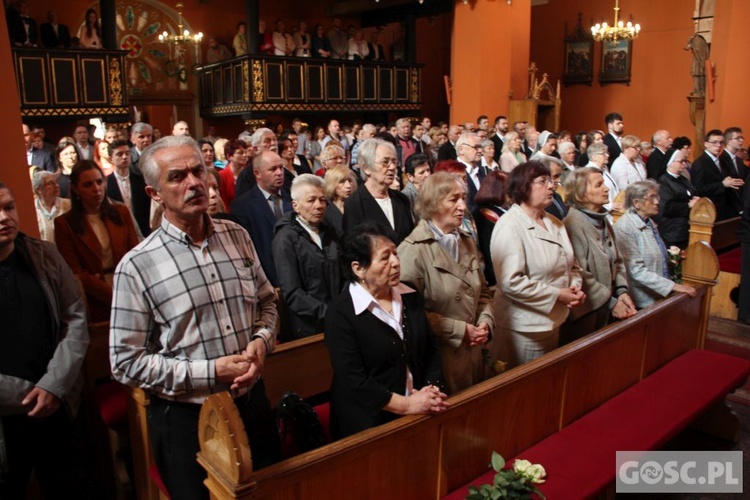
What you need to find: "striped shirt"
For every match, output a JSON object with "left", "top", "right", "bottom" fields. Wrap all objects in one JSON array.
[{"left": 109, "top": 215, "right": 277, "bottom": 404}]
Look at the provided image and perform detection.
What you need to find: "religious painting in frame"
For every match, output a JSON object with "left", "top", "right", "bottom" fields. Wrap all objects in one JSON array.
[
  {"left": 563, "top": 14, "right": 594, "bottom": 86},
  {"left": 599, "top": 38, "right": 632, "bottom": 85}
]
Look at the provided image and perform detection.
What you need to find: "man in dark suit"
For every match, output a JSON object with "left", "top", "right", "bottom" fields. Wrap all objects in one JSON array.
[
  {"left": 23, "top": 124, "right": 54, "bottom": 172},
  {"left": 490, "top": 115, "right": 509, "bottom": 163},
  {"left": 39, "top": 10, "right": 70, "bottom": 48},
  {"left": 231, "top": 151, "right": 292, "bottom": 286},
  {"left": 106, "top": 140, "right": 151, "bottom": 237},
  {"left": 437, "top": 125, "right": 461, "bottom": 162},
  {"left": 455, "top": 133, "right": 485, "bottom": 213},
  {"left": 737, "top": 181, "right": 750, "bottom": 325},
  {"left": 723, "top": 127, "right": 748, "bottom": 180},
  {"left": 7, "top": 1, "right": 38, "bottom": 46},
  {"left": 646, "top": 129, "right": 674, "bottom": 179},
  {"left": 129, "top": 122, "right": 153, "bottom": 173},
  {"left": 602, "top": 112, "right": 624, "bottom": 168},
  {"left": 544, "top": 160, "right": 567, "bottom": 221},
  {"left": 343, "top": 138, "right": 414, "bottom": 244},
  {"left": 365, "top": 31, "right": 385, "bottom": 62},
  {"left": 691, "top": 129, "right": 745, "bottom": 220}
]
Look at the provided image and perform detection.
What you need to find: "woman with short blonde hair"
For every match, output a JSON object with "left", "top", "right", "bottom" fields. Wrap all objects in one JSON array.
[{"left": 499, "top": 131, "right": 526, "bottom": 173}]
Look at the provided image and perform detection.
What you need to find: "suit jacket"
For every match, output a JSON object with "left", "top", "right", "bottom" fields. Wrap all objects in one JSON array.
[
  {"left": 230, "top": 185, "right": 292, "bottom": 286},
  {"left": 462, "top": 160, "right": 486, "bottom": 213},
  {"left": 490, "top": 134, "right": 504, "bottom": 162},
  {"left": 107, "top": 169, "right": 152, "bottom": 237},
  {"left": 603, "top": 133, "right": 621, "bottom": 168},
  {"left": 691, "top": 152, "right": 740, "bottom": 220},
  {"left": 473, "top": 204, "right": 506, "bottom": 286},
  {"left": 544, "top": 191, "right": 568, "bottom": 220},
  {"left": 40, "top": 22, "right": 71, "bottom": 48},
  {"left": 343, "top": 185, "right": 414, "bottom": 244},
  {"left": 28, "top": 148, "right": 55, "bottom": 172},
  {"left": 54, "top": 203, "right": 140, "bottom": 322},
  {"left": 398, "top": 219, "right": 494, "bottom": 394},
  {"left": 295, "top": 154, "right": 313, "bottom": 175},
  {"left": 613, "top": 211, "right": 674, "bottom": 309},
  {"left": 723, "top": 151, "right": 749, "bottom": 181},
  {"left": 234, "top": 166, "right": 256, "bottom": 199},
  {"left": 9, "top": 14, "right": 38, "bottom": 46},
  {"left": 491, "top": 204, "right": 582, "bottom": 333},
  {"left": 656, "top": 172, "right": 698, "bottom": 248},
  {"left": 394, "top": 136, "right": 424, "bottom": 168},
  {"left": 563, "top": 207, "right": 628, "bottom": 320},
  {"left": 324, "top": 285, "right": 444, "bottom": 439},
  {"left": 437, "top": 141, "right": 457, "bottom": 162},
  {"left": 646, "top": 147, "right": 672, "bottom": 180}
]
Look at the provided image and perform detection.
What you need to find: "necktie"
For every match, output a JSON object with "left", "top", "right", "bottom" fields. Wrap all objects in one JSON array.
[{"left": 270, "top": 194, "right": 282, "bottom": 220}]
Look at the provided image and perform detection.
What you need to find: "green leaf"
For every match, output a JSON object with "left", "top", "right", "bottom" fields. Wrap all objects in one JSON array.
[
  {"left": 490, "top": 489, "right": 501, "bottom": 500},
  {"left": 491, "top": 452, "right": 505, "bottom": 471}
]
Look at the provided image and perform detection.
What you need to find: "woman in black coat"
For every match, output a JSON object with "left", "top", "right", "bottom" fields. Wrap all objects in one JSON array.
[
  {"left": 472, "top": 170, "right": 510, "bottom": 286},
  {"left": 656, "top": 150, "right": 700, "bottom": 249},
  {"left": 324, "top": 221, "right": 448, "bottom": 439},
  {"left": 272, "top": 175, "right": 342, "bottom": 341}
]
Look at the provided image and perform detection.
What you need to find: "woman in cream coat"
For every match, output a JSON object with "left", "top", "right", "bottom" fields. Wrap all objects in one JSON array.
[
  {"left": 399, "top": 172, "right": 494, "bottom": 395},
  {"left": 491, "top": 161, "right": 584, "bottom": 367}
]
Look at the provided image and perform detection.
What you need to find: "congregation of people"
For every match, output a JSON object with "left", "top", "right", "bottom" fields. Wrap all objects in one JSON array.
[
  {"left": 6, "top": 1, "right": 102, "bottom": 49},
  {"left": 5, "top": 108, "right": 750, "bottom": 499}
]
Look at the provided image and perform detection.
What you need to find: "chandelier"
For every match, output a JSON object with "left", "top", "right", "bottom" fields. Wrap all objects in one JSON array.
[
  {"left": 158, "top": 3, "right": 203, "bottom": 63},
  {"left": 591, "top": 0, "right": 641, "bottom": 45}
]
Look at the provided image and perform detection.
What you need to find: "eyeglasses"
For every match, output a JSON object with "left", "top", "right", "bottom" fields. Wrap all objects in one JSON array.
[
  {"left": 462, "top": 144, "right": 482, "bottom": 150},
  {"left": 329, "top": 155, "right": 346, "bottom": 162},
  {"left": 707, "top": 140, "right": 725, "bottom": 145},
  {"left": 532, "top": 177, "right": 555, "bottom": 187},
  {"left": 641, "top": 195, "right": 660, "bottom": 203},
  {"left": 376, "top": 157, "right": 397, "bottom": 167}
]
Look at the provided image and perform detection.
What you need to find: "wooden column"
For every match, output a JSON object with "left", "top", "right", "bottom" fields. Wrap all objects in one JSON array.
[
  {"left": 100, "top": 0, "right": 118, "bottom": 50},
  {"left": 450, "top": 0, "right": 531, "bottom": 124},
  {"left": 0, "top": 7, "right": 37, "bottom": 237},
  {"left": 245, "top": 0, "right": 259, "bottom": 55}
]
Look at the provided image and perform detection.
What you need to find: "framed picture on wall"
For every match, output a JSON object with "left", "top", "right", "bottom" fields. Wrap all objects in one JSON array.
[
  {"left": 563, "top": 14, "right": 594, "bottom": 86},
  {"left": 599, "top": 39, "right": 632, "bottom": 85}
]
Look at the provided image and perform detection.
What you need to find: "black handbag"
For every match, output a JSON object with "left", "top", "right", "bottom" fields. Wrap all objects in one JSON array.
[{"left": 277, "top": 391, "right": 328, "bottom": 453}]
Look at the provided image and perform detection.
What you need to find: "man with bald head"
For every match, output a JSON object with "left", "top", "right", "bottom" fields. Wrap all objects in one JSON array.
[
  {"left": 646, "top": 129, "right": 673, "bottom": 179},
  {"left": 231, "top": 150, "right": 292, "bottom": 286},
  {"left": 235, "top": 127, "right": 279, "bottom": 198},
  {"left": 110, "top": 136, "right": 280, "bottom": 499},
  {"left": 171, "top": 120, "right": 190, "bottom": 137}
]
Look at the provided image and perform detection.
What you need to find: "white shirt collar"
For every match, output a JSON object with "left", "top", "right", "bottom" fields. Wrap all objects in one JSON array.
[{"left": 350, "top": 281, "right": 414, "bottom": 316}]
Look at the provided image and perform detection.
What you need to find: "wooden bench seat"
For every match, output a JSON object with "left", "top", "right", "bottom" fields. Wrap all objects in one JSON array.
[{"left": 444, "top": 349, "right": 750, "bottom": 500}]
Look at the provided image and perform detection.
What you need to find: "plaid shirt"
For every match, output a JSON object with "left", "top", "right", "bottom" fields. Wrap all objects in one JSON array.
[{"left": 110, "top": 215, "right": 277, "bottom": 403}]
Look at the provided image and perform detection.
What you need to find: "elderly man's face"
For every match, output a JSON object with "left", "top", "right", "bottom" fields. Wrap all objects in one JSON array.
[
  {"left": 173, "top": 122, "right": 190, "bottom": 136},
  {"left": 448, "top": 126, "right": 461, "bottom": 143},
  {"left": 254, "top": 151, "right": 285, "bottom": 193},
  {"left": 459, "top": 136, "right": 480, "bottom": 162},
  {"left": 398, "top": 120, "right": 412, "bottom": 139},
  {"left": 150, "top": 145, "right": 208, "bottom": 223},
  {"left": 258, "top": 132, "right": 278, "bottom": 152},
  {"left": 132, "top": 130, "right": 152, "bottom": 150}
]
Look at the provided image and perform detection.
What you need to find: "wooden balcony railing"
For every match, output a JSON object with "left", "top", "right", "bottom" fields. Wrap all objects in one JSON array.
[
  {"left": 198, "top": 55, "right": 422, "bottom": 118},
  {"left": 12, "top": 47, "right": 129, "bottom": 120}
]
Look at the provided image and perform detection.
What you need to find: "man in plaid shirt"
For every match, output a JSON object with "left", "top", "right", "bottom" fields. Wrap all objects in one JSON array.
[{"left": 109, "top": 136, "right": 280, "bottom": 499}]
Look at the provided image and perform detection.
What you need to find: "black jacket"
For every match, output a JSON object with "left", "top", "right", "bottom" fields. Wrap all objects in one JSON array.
[
  {"left": 324, "top": 285, "right": 444, "bottom": 439},
  {"left": 646, "top": 147, "right": 673, "bottom": 180},
  {"left": 656, "top": 173, "right": 697, "bottom": 248},
  {"left": 473, "top": 205, "right": 506, "bottom": 286},
  {"left": 343, "top": 186, "right": 414, "bottom": 245},
  {"left": 40, "top": 22, "right": 71, "bottom": 48},
  {"left": 271, "top": 212, "right": 342, "bottom": 341}
]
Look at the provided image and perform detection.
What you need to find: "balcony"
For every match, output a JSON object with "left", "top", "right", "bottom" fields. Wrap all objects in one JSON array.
[
  {"left": 198, "top": 55, "right": 422, "bottom": 118},
  {"left": 12, "top": 47, "right": 129, "bottom": 120}
]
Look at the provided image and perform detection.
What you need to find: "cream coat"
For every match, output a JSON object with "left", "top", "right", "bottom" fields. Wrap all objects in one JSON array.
[
  {"left": 398, "top": 219, "right": 494, "bottom": 394},
  {"left": 491, "top": 204, "right": 582, "bottom": 332}
]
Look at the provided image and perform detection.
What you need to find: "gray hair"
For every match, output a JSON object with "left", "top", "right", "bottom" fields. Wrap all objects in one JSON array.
[
  {"left": 454, "top": 132, "right": 477, "bottom": 151},
  {"left": 586, "top": 142, "right": 608, "bottom": 158},
  {"left": 558, "top": 141, "right": 576, "bottom": 156},
  {"left": 361, "top": 124, "right": 376, "bottom": 136},
  {"left": 131, "top": 122, "right": 153, "bottom": 136},
  {"left": 395, "top": 117, "right": 411, "bottom": 128},
  {"left": 481, "top": 139, "right": 495, "bottom": 150},
  {"left": 250, "top": 127, "right": 274, "bottom": 147},
  {"left": 139, "top": 136, "right": 202, "bottom": 189},
  {"left": 625, "top": 179, "right": 659, "bottom": 211},
  {"left": 32, "top": 170, "right": 56, "bottom": 191},
  {"left": 291, "top": 173, "right": 325, "bottom": 201},
  {"left": 358, "top": 138, "right": 396, "bottom": 171}
]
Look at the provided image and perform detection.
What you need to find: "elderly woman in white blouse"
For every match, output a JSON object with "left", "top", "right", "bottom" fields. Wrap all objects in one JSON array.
[
  {"left": 611, "top": 135, "right": 647, "bottom": 191},
  {"left": 33, "top": 170, "right": 70, "bottom": 243},
  {"left": 499, "top": 131, "right": 527, "bottom": 173}
]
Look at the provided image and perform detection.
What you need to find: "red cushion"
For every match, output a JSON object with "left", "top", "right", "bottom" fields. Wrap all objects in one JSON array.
[
  {"left": 444, "top": 350, "right": 750, "bottom": 500},
  {"left": 93, "top": 382, "right": 128, "bottom": 432},
  {"left": 313, "top": 402, "right": 332, "bottom": 443},
  {"left": 148, "top": 463, "right": 170, "bottom": 497},
  {"left": 718, "top": 247, "right": 741, "bottom": 274}
]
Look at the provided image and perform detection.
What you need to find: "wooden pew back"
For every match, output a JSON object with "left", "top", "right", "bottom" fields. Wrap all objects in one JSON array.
[{"left": 198, "top": 264, "right": 716, "bottom": 499}]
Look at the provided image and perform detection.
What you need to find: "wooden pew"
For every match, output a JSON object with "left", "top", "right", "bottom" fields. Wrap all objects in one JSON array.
[
  {"left": 688, "top": 198, "right": 742, "bottom": 319},
  {"left": 196, "top": 242, "right": 722, "bottom": 499}
]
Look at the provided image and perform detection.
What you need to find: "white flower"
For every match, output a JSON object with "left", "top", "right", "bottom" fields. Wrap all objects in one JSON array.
[
  {"left": 668, "top": 246, "right": 681, "bottom": 256},
  {"left": 525, "top": 463, "right": 546, "bottom": 484},
  {"left": 513, "top": 459, "right": 532, "bottom": 474}
]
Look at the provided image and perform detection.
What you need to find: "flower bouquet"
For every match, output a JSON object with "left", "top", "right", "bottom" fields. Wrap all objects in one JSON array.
[
  {"left": 667, "top": 246, "right": 683, "bottom": 283},
  {"left": 467, "top": 452, "right": 546, "bottom": 499}
]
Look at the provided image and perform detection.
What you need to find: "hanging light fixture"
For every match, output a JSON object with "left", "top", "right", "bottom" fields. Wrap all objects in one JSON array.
[
  {"left": 158, "top": 2, "right": 203, "bottom": 63},
  {"left": 591, "top": 0, "right": 641, "bottom": 45}
]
